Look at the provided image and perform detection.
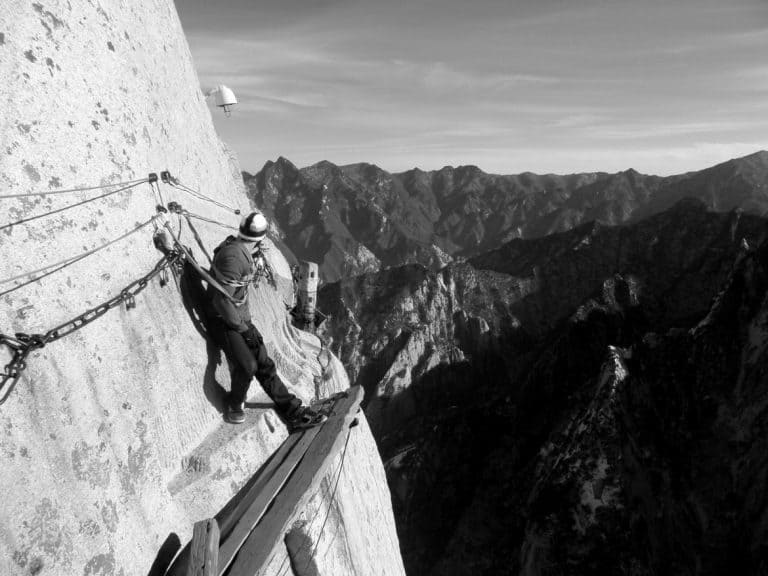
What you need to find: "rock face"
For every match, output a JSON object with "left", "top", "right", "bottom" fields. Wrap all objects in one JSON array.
[
  {"left": 0, "top": 3, "right": 404, "bottom": 576},
  {"left": 244, "top": 152, "right": 768, "bottom": 282},
  {"left": 318, "top": 200, "right": 768, "bottom": 574}
]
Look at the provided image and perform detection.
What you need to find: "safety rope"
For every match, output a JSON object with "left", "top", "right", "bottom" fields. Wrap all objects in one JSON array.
[
  {"left": 0, "top": 177, "right": 149, "bottom": 199},
  {"left": 150, "top": 178, "right": 167, "bottom": 211},
  {"left": 185, "top": 211, "right": 238, "bottom": 231},
  {"left": 0, "top": 253, "right": 178, "bottom": 405},
  {"left": 0, "top": 178, "right": 149, "bottom": 232},
  {"left": 167, "top": 201, "right": 277, "bottom": 297},
  {"left": 0, "top": 217, "right": 158, "bottom": 298},
  {"left": 181, "top": 212, "right": 213, "bottom": 265},
  {"left": 161, "top": 171, "right": 241, "bottom": 215},
  {"left": 159, "top": 213, "right": 247, "bottom": 307},
  {"left": 276, "top": 428, "right": 353, "bottom": 576}
]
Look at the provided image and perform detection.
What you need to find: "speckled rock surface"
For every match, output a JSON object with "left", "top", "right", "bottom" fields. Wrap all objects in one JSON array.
[{"left": 0, "top": 3, "right": 404, "bottom": 575}]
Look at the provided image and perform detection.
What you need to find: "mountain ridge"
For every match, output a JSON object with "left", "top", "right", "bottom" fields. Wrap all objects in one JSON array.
[
  {"left": 316, "top": 199, "right": 768, "bottom": 574},
  {"left": 243, "top": 149, "right": 768, "bottom": 182},
  {"left": 244, "top": 151, "right": 768, "bottom": 283}
]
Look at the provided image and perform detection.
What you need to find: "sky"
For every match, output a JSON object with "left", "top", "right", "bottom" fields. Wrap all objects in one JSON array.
[{"left": 176, "top": 0, "right": 768, "bottom": 176}]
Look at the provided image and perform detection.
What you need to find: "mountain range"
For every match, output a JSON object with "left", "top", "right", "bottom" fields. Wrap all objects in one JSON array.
[
  {"left": 315, "top": 199, "right": 768, "bottom": 575},
  {"left": 244, "top": 151, "right": 768, "bottom": 283},
  {"left": 244, "top": 151, "right": 768, "bottom": 575}
]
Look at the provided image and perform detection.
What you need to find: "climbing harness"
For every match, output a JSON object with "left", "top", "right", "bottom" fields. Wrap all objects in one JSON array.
[
  {"left": 163, "top": 201, "right": 278, "bottom": 297},
  {"left": 159, "top": 208, "right": 247, "bottom": 307},
  {"left": 0, "top": 254, "right": 178, "bottom": 405},
  {"left": 0, "top": 177, "right": 151, "bottom": 232}
]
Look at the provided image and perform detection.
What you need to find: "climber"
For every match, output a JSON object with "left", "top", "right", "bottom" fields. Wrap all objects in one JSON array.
[{"left": 205, "top": 210, "right": 324, "bottom": 427}]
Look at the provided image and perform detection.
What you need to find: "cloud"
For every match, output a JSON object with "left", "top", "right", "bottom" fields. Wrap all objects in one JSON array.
[
  {"left": 179, "top": 0, "right": 768, "bottom": 176},
  {"left": 580, "top": 120, "right": 768, "bottom": 141}
]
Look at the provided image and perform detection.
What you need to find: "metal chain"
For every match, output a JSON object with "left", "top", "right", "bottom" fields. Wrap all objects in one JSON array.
[{"left": 0, "top": 254, "right": 179, "bottom": 405}]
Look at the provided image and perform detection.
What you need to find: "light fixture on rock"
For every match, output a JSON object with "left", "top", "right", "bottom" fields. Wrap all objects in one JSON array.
[{"left": 205, "top": 84, "right": 237, "bottom": 117}]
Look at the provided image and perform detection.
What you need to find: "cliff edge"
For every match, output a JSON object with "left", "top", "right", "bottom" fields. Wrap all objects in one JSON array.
[{"left": 0, "top": 2, "right": 404, "bottom": 575}]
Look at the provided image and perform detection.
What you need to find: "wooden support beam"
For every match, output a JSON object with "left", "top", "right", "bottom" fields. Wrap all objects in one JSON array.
[
  {"left": 166, "top": 429, "right": 311, "bottom": 576},
  {"left": 187, "top": 519, "right": 219, "bottom": 576},
  {"left": 227, "top": 386, "right": 364, "bottom": 576},
  {"left": 217, "top": 432, "right": 303, "bottom": 541},
  {"left": 216, "top": 425, "right": 323, "bottom": 574}
]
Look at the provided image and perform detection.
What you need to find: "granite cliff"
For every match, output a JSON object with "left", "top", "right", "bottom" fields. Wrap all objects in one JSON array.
[{"left": 0, "top": 2, "right": 404, "bottom": 575}]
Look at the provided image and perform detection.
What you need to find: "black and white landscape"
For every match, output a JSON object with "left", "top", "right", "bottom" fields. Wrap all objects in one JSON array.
[
  {"left": 2, "top": 1, "right": 767, "bottom": 574},
  {"left": 241, "top": 152, "right": 768, "bottom": 575}
]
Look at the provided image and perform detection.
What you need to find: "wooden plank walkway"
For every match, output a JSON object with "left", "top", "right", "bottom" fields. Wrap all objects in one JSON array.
[
  {"left": 216, "top": 426, "right": 322, "bottom": 573},
  {"left": 187, "top": 519, "right": 219, "bottom": 576},
  {"left": 166, "top": 386, "right": 363, "bottom": 576},
  {"left": 228, "top": 386, "right": 364, "bottom": 576}
]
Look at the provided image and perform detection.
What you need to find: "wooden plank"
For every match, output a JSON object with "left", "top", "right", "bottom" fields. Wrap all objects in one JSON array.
[
  {"left": 217, "top": 432, "right": 303, "bottom": 541},
  {"left": 227, "top": 386, "right": 364, "bottom": 576},
  {"left": 187, "top": 518, "right": 219, "bottom": 576},
  {"left": 165, "top": 431, "right": 306, "bottom": 576},
  {"left": 216, "top": 424, "right": 324, "bottom": 574}
]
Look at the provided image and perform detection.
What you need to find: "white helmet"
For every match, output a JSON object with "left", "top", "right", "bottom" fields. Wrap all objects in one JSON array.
[{"left": 238, "top": 210, "right": 268, "bottom": 242}]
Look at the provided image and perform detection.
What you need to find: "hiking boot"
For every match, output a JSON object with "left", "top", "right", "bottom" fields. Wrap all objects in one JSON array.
[
  {"left": 287, "top": 406, "right": 327, "bottom": 430},
  {"left": 227, "top": 402, "right": 246, "bottom": 424}
]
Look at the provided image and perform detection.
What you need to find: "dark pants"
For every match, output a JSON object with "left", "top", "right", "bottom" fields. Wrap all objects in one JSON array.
[{"left": 209, "top": 319, "right": 301, "bottom": 415}]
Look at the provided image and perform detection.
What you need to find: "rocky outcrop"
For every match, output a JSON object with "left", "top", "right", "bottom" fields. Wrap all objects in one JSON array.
[
  {"left": 244, "top": 152, "right": 768, "bottom": 282},
  {"left": 508, "top": 236, "right": 768, "bottom": 575},
  {"left": 0, "top": 3, "right": 404, "bottom": 576},
  {"left": 318, "top": 201, "right": 768, "bottom": 574},
  {"left": 319, "top": 201, "right": 765, "bottom": 434}
]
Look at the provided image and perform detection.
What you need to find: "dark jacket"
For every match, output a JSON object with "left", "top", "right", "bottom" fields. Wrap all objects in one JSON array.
[{"left": 208, "top": 236, "right": 254, "bottom": 332}]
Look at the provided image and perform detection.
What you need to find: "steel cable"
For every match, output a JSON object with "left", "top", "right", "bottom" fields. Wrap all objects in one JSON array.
[
  {"left": 181, "top": 214, "right": 213, "bottom": 265},
  {"left": 0, "top": 177, "right": 148, "bottom": 199},
  {"left": 151, "top": 179, "right": 166, "bottom": 208},
  {"left": 166, "top": 178, "right": 241, "bottom": 214},
  {"left": 0, "top": 216, "right": 157, "bottom": 298},
  {"left": 184, "top": 210, "right": 238, "bottom": 231},
  {"left": 0, "top": 179, "right": 148, "bottom": 232}
]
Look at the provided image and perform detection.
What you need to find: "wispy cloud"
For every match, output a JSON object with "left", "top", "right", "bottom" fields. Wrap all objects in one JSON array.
[{"left": 178, "top": 0, "right": 768, "bottom": 175}]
